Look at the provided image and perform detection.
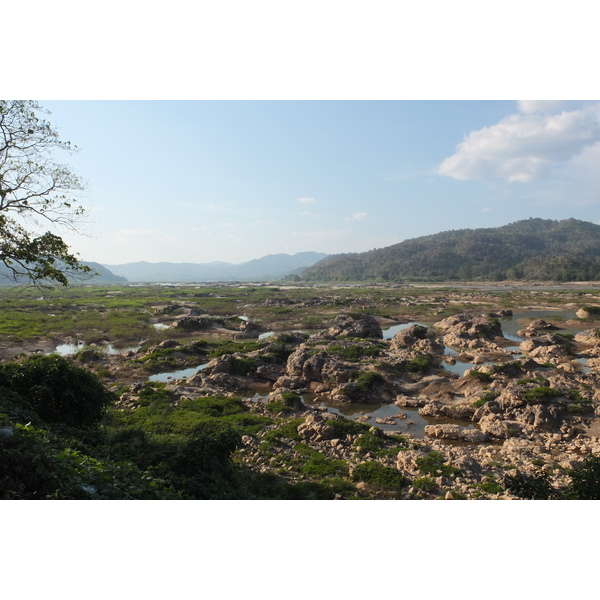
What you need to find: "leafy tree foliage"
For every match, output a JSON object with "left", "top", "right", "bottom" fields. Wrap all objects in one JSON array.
[{"left": 0, "top": 100, "right": 90, "bottom": 286}]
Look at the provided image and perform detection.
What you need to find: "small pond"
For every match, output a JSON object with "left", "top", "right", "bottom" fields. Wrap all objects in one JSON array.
[
  {"left": 149, "top": 364, "right": 207, "bottom": 383},
  {"left": 52, "top": 342, "right": 142, "bottom": 356}
]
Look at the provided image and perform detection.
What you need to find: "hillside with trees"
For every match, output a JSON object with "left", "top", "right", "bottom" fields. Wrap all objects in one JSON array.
[{"left": 301, "top": 218, "right": 600, "bottom": 282}]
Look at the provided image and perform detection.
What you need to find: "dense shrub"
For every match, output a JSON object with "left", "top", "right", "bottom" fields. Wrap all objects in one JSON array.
[
  {"left": 352, "top": 461, "right": 405, "bottom": 489},
  {"left": 521, "top": 386, "right": 562, "bottom": 404},
  {"left": 0, "top": 355, "right": 115, "bottom": 427},
  {"left": 0, "top": 425, "right": 71, "bottom": 499},
  {"left": 350, "top": 371, "right": 385, "bottom": 392},
  {"left": 405, "top": 354, "right": 433, "bottom": 374},
  {"left": 328, "top": 344, "right": 382, "bottom": 361},
  {"left": 416, "top": 451, "right": 460, "bottom": 477},
  {"left": 467, "top": 370, "right": 493, "bottom": 382},
  {"left": 327, "top": 417, "right": 371, "bottom": 438},
  {"left": 501, "top": 470, "right": 554, "bottom": 499},
  {"left": 565, "top": 455, "right": 600, "bottom": 499}
]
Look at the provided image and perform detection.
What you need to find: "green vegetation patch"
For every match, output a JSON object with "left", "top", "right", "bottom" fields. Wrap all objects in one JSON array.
[
  {"left": 349, "top": 371, "right": 386, "bottom": 393},
  {"left": 261, "top": 418, "right": 304, "bottom": 446},
  {"left": 467, "top": 370, "right": 493, "bottom": 383},
  {"left": 405, "top": 353, "right": 433, "bottom": 374},
  {"left": 327, "top": 418, "right": 371, "bottom": 438},
  {"left": 352, "top": 461, "right": 405, "bottom": 489},
  {"left": 266, "top": 392, "right": 304, "bottom": 415},
  {"left": 521, "top": 386, "right": 562, "bottom": 404},
  {"left": 416, "top": 451, "right": 461, "bottom": 478},
  {"left": 478, "top": 476, "right": 503, "bottom": 495},
  {"left": 472, "top": 390, "right": 500, "bottom": 408},
  {"left": 208, "top": 340, "right": 265, "bottom": 358},
  {"left": 294, "top": 443, "right": 348, "bottom": 477},
  {"left": 328, "top": 343, "right": 383, "bottom": 361}
]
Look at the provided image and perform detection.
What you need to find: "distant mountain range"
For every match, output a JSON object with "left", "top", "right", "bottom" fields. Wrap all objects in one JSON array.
[
  {"left": 300, "top": 218, "right": 600, "bottom": 282},
  {"left": 0, "top": 261, "right": 128, "bottom": 285},
  {"left": 101, "top": 252, "right": 329, "bottom": 283},
  {"left": 8, "top": 218, "right": 600, "bottom": 286}
]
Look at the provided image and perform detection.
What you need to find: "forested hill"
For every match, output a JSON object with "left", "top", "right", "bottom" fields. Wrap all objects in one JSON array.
[{"left": 301, "top": 218, "right": 600, "bottom": 282}]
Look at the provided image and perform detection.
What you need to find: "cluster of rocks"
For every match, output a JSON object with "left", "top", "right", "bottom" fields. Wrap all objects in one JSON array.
[{"left": 113, "top": 307, "right": 600, "bottom": 498}]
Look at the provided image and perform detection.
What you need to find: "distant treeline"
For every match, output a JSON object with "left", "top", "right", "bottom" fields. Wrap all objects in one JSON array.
[{"left": 301, "top": 218, "right": 600, "bottom": 282}]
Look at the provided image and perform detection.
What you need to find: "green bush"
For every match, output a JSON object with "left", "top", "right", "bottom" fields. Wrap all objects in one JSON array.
[
  {"left": 137, "top": 381, "right": 171, "bottom": 409},
  {"left": 412, "top": 476, "right": 437, "bottom": 493},
  {"left": 354, "top": 432, "right": 386, "bottom": 455},
  {"left": 329, "top": 344, "right": 382, "bottom": 361},
  {"left": 0, "top": 424, "right": 72, "bottom": 499},
  {"left": 0, "top": 355, "right": 115, "bottom": 427},
  {"left": 416, "top": 451, "right": 460, "bottom": 477},
  {"left": 478, "top": 476, "right": 503, "bottom": 494},
  {"left": 327, "top": 418, "right": 371, "bottom": 438},
  {"left": 565, "top": 455, "right": 600, "bottom": 499},
  {"left": 352, "top": 461, "right": 405, "bottom": 489},
  {"left": 158, "top": 419, "right": 243, "bottom": 499},
  {"left": 208, "top": 340, "right": 264, "bottom": 358},
  {"left": 467, "top": 370, "right": 493, "bottom": 382},
  {"left": 502, "top": 470, "right": 553, "bottom": 499},
  {"left": 349, "top": 371, "right": 385, "bottom": 393},
  {"left": 472, "top": 390, "right": 500, "bottom": 407},
  {"left": 261, "top": 418, "right": 304, "bottom": 445},
  {"left": 565, "top": 403, "right": 593, "bottom": 414},
  {"left": 405, "top": 354, "right": 433, "bottom": 374},
  {"left": 294, "top": 443, "right": 348, "bottom": 477},
  {"left": 521, "top": 386, "right": 562, "bottom": 404},
  {"left": 231, "top": 356, "right": 258, "bottom": 376}
]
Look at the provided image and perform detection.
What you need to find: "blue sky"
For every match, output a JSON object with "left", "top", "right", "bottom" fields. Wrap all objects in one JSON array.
[{"left": 37, "top": 100, "right": 600, "bottom": 265}]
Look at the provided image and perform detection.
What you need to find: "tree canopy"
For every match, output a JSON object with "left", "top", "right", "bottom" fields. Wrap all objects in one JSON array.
[
  {"left": 0, "top": 100, "right": 90, "bottom": 286},
  {"left": 301, "top": 218, "right": 600, "bottom": 282}
]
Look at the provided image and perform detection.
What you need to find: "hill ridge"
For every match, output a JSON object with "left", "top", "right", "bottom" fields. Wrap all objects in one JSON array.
[{"left": 301, "top": 218, "right": 600, "bottom": 282}]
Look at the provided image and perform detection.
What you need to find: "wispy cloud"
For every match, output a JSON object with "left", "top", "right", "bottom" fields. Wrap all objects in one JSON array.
[
  {"left": 297, "top": 197, "right": 316, "bottom": 204},
  {"left": 438, "top": 102, "right": 600, "bottom": 183},
  {"left": 346, "top": 212, "right": 369, "bottom": 221},
  {"left": 517, "top": 100, "right": 568, "bottom": 114}
]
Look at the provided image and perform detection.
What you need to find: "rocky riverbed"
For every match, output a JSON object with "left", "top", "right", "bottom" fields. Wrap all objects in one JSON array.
[{"left": 97, "top": 307, "right": 600, "bottom": 499}]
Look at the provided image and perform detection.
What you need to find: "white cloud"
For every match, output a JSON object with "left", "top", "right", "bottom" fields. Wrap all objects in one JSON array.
[
  {"left": 346, "top": 212, "right": 368, "bottom": 221},
  {"left": 297, "top": 197, "right": 316, "bottom": 204},
  {"left": 438, "top": 105, "right": 600, "bottom": 183},
  {"left": 517, "top": 100, "right": 568, "bottom": 114}
]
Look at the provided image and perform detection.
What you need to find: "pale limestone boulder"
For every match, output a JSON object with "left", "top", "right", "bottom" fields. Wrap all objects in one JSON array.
[
  {"left": 396, "top": 449, "right": 429, "bottom": 475},
  {"left": 297, "top": 413, "right": 336, "bottom": 443},
  {"left": 424, "top": 424, "right": 486, "bottom": 442}
]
